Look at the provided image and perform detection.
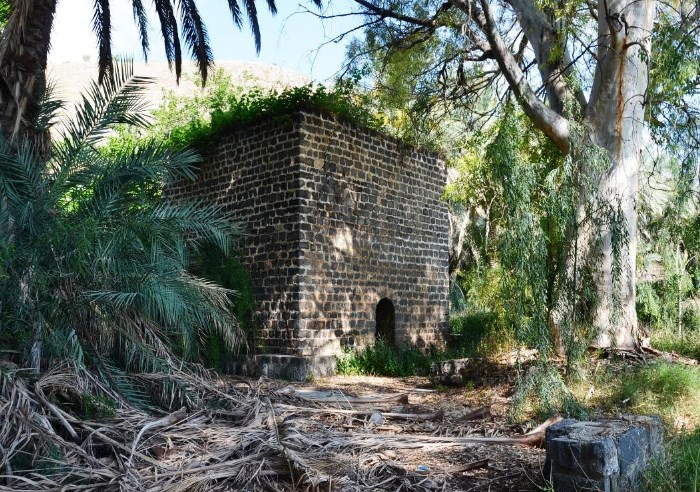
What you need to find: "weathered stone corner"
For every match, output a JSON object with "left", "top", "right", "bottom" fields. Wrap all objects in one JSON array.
[
  {"left": 167, "top": 110, "right": 450, "bottom": 380},
  {"left": 544, "top": 415, "right": 664, "bottom": 491}
]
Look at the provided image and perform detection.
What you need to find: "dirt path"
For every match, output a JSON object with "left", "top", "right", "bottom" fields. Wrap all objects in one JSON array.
[{"left": 266, "top": 373, "right": 547, "bottom": 491}]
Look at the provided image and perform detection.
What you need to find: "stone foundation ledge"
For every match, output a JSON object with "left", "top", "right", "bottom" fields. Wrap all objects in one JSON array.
[
  {"left": 545, "top": 415, "right": 663, "bottom": 492},
  {"left": 221, "top": 354, "right": 337, "bottom": 381}
]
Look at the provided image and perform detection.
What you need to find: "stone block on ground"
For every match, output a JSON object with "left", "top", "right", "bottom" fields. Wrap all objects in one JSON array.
[
  {"left": 545, "top": 415, "right": 663, "bottom": 492},
  {"left": 430, "top": 358, "right": 490, "bottom": 385},
  {"left": 256, "top": 354, "right": 336, "bottom": 381}
]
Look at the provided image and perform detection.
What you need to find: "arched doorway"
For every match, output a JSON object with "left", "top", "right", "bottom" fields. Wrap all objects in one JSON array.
[{"left": 375, "top": 298, "right": 395, "bottom": 346}]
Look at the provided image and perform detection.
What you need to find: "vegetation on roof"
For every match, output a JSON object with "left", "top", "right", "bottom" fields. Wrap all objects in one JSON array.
[{"left": 115, "top": 69, "right": 385, "bottom": 153}]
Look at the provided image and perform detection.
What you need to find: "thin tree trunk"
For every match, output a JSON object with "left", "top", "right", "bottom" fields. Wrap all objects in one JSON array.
[
  {"left": 30, "top": 317, "right": 42, "bottom": 374},
  {"left": 677, "top": 243, "right": 682, "bottom": 337},
  {"left": 0, "top": 0, "right": 58, "bottom": 145}
]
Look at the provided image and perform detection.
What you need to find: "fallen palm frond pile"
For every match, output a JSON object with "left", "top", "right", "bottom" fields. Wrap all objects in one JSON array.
[{"left": 0, "top": 363, "right": 558, "bottom": 491}]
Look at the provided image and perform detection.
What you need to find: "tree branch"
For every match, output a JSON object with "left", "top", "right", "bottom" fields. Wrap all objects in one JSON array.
[
  {"left": 505, "top": 0, "right": 588, "bottom": 113},
  {"left": 455, "top": 0, "right": 570, "bottom": 152},
  {"left": 353, "top": 0, "right": 437, "bottom": 28}
]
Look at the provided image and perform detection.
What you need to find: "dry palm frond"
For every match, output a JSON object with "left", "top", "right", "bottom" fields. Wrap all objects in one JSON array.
[
  {"left": 0, "top": 363, "right": 562, "bottom": 491},
  {"left": 0, "top": 362, "right": 445, "bottom": 491}
]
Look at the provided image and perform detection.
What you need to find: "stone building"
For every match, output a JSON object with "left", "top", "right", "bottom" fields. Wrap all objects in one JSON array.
[{"left": 168, "top": 111, "right": 449, "bottom": 380}]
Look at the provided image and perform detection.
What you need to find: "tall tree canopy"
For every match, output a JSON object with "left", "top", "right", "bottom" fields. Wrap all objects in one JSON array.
[
  {"left": 0, "top": 0, "right": 322, "bottom": 143},
  {"left": 341, "top": 0, "right": 700, "bottom": 352}
]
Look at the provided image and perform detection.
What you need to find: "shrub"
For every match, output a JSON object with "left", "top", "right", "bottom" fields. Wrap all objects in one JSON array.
[
  {"left": 191, "top": 245, "right": 258, "bottom": 367},
  {"left": 148, "top": 75, "right": 384, "bottom": 153},
  {"left": 0, "top": 63, "right": 241, "bottom": 409},
  {"left": 336, "top": 339, "right": 434, "bottom": 377},
  {"left": 683, "top": 306, "right": 700, "bottom": 332},
  {"left": 449, "top": 312, "right": 514, "bottom": 357},
  {"left": 637, "top": 282, "right": 664, "bottom": 328}
]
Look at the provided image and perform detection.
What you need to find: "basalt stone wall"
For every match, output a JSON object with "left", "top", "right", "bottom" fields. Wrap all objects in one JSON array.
[
  {"left": 167, "top": 111, "right": 449, "bottom": 378},
  {"left": 166, "top": 116, "right": 303, "bottom": 355},
  {"left": 294, "top": 112, "right": 449, "bottom": 358}
]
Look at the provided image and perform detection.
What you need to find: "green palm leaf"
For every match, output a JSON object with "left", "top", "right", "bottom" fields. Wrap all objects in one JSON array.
[{"left": 0, "top": 60, "right": 243, "bottom": 410}]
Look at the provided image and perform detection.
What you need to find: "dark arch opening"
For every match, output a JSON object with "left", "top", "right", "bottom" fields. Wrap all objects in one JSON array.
[{"left": 375, "top": 298, "right": 395, "bottom": 346}]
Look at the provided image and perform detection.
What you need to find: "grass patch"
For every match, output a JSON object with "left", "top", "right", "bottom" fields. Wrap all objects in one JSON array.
[
  {"left": 573, "top": 360, "right": 700, "bottom": 431},
  {"left": 652, "top": 329, "right": 700, "bottom": 361},
  {"left": 645, "top": 429, "right": 700, "bottom": 492},
  {"left": 336, "top": 312, "right": 516, "bottom": 378},
  {"left": 616, "top": 362, "right": 700, "bottom": 428},
  {"left": 336, "top": 340, "right": 435, "bottom": 377}
]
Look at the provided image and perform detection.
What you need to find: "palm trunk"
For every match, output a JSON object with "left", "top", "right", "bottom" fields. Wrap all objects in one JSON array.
[
  {"left": 1, "top": 1, "right": 58, "bottom": 372},
  {"left": 578, "top": 0, "right": 654, "bottom": 349},
  {"left": 0, "top": 0, "right": 58, "bottom": 145}
]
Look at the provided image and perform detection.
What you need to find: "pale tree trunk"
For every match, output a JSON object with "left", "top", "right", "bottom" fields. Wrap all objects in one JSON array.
[
  {"left": 473, "top": 0, "right": 653, "bottom": 350},
  {"left": 582, "top": 0, "right": 654, "bottom": 349},
  {"left": 355, "top": 0, "right": 657, "bottom": 352}
]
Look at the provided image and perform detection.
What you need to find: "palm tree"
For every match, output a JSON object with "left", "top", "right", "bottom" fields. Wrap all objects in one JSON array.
[
  {"left": 0, "top": 0, "right": 320, "bottom": 143},
  {"left": 0, "top": 61, "right": 241, "bottom": 402}
]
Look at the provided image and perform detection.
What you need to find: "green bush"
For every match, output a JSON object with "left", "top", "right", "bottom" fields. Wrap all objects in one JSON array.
[
  {"left": 0, "top": 63, "right": 241, "bottom": 409},
  {"left": 336, "top": 339, "right": 434, "bottom": 377},
  {"left": 153, "top": 79, "right": 384, "bottom": 153},
  {"left": 191, "top": 245, "right": 258, "bottom": 367},
  {"left": 449, "top": 312, "right": 514, "bottom": 357},
  {"left": 637, "top": 282, "right": 664, "bottom": 328},
  {"left": 683, "top": 306, "right": 700, "bottom": 332}
]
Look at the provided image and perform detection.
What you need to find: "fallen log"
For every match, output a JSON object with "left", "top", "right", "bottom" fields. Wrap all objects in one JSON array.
[{"left": 342, "top": 415, "right": 562, "bottom": 448}]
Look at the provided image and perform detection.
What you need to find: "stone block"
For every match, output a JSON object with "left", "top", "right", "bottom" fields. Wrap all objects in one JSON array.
[
  {"left": 547, "top": 432, "right": 619, "bottom": 478},
  {"left": 616, "top": 426, "right": 647, "bottom": 481},
  {"left": 545, "top": 417, "right": 664, "bottom": 492},
  {"left": 256, "top": 354, "right": 336, "bottom": 381},
  {"left": 429, "top": 358, "right": 490, "bottom": 385}
]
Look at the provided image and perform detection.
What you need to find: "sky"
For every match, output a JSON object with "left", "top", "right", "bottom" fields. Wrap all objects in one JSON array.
[{"left": 49, "top": 0, "right": 361, "bottom": 82}]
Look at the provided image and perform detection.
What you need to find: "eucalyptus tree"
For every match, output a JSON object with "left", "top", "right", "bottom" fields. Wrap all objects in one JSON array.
[
  {"left": 0, "top": 0, "right": 318, "bottom": 143},
  {"left": 342, "top": 0, "right": 700, "bottom": 353}
]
